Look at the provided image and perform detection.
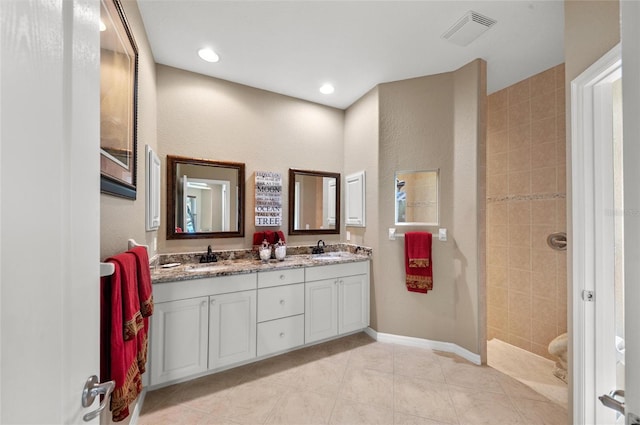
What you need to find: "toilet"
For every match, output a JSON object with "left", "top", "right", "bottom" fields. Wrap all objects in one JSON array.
[{"left": 548, "top": 333, "right": 568, "bottom": 383}]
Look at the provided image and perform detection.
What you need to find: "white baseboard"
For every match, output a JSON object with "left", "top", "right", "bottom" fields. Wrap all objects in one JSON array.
[{"left": 364, "top": 327, "right": 481, "bottom": 365}]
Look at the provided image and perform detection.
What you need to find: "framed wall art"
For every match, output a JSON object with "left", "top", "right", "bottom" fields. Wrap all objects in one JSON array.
[{"left": 99, "top": 0, "right": 138, "bottom": 199}]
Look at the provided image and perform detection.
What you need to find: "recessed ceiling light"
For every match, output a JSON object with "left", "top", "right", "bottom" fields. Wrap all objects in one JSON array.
[
  {"left": 319, "top": 83, "right": 335, "bottom": 95},
  {"left": 198, "top": 48, "right": 219, "bottom": 63},
  {"left": 99, "top": 20, "right": 107, "bottom": 32}
]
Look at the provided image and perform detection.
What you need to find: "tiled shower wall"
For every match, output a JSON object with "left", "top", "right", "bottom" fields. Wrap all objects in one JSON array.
[{"left": 486, "top": 64, "right": 567, "bottom": 359}]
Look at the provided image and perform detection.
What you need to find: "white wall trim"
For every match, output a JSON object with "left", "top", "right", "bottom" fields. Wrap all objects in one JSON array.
[
  {"left": 365, "top": 328, "right": 481, "bottom": 365},
  {"left": 570, "top": 43, "right": 621, "bottom": 425}
]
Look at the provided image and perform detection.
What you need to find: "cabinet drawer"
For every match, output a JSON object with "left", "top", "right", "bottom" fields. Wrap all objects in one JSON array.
[
  {"left": 154, "top": 273, "right": 257, "bottom": 303},
  {"left": 258, "top": 268, "right": 305, "bottom": 289},
  {"left": 305, "top": 261, "right": 369, "bottom": 282},
  {"left": 257, "top": 283, "right": 304, "bottom": 322},
  {"left": 257, "top": 314, "right": 304, "bottom": 357}
]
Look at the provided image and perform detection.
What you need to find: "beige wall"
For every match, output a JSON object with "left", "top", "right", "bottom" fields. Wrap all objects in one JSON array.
[
  {"left": 155, "top": 65, "right": 345, "bottom": 253},
  {"left": 372, "top": 59, "right": 485, "bottom": 354},
  {"left": 564, "top": 1, "right": 620, "bottom": 420},
  {"left": 344, "top": 88, "right": 380, "bottom": 324},
  {"left": 100, "top": 0, "right": 158, "bottom": 260},
  {"left": 486, "top": 64, "right": 567, "bottom": 359},
  {"left": 565, "top": 0, "right": 620, "bottom": 84}
]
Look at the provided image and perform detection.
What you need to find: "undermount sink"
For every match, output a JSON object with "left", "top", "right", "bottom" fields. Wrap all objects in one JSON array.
[
  {"left": 312, "top": 252, "right": 350, "bottom": 260},
  {"left": 186, "top": 265, "right": 221, "bottom": 272}
]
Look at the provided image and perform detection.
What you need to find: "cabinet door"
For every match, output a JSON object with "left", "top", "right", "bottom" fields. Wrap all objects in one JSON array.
[
  {"left": 305, "top": 278, "right": 338, "bottom": 344},
  {"left": 345, "top": 170, "right": 365, "bottom": 227},
  {"left": 150, "top": 297, "right": 209, "bottom": 386},
  {"left": 338, "top": 274, "right": 370, "bottom": 334},
  {"left": 209, "top": 290, "right": 257, "bottom": 369}
]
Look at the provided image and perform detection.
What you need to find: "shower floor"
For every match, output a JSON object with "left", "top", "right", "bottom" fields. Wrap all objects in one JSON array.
[{"left": 487, "top": 338, "right": 568, "bottom": 408}]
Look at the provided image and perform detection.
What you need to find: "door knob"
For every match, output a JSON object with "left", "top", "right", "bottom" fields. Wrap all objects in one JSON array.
[
  {"left": 599, "top": 389, "right": 625, "bottom": 415},
  {"left": 81, "top": 375, "right": 115, "bottom": 421}
]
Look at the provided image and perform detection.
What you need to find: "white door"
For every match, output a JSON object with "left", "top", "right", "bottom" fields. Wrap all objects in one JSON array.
[
  {"left": 621, "top": 3, "right": 640, "bottom": 422},
  {"left": 1, "top": 0, "right": 102, "bottom": 423},
  {"left": 573, "top": 5, "right": 640, "bottom": 420}
]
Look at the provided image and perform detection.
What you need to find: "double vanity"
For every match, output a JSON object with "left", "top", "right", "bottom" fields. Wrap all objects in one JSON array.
[
  {"left": 146, "top": 155, "right": 373, "bottom": 388},
  {"left": 148, "top": 249, "right": 371, "bottom": 388}
]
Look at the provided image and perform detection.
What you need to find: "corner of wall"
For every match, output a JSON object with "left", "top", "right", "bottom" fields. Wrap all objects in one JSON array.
[{"left": 452, "top": 59, "right": 485, "bottom": 355}]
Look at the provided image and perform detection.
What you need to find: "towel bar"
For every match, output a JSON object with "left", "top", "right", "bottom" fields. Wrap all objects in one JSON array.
[
  {"left": 389, "top": 228, "right": 446, "bottom": 241},
  {"left": 128, "top": 238, "right": 149, "bottom": 252},
  {"left": 100, "top": 262, "right": 115, "bottom": 277}
]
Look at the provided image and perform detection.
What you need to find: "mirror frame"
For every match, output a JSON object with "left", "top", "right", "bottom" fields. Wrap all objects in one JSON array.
[
  {"left": 166, "top": 155, "right": 245, "bottom": 239},
  {"left": 288, "top": 168, "right": 341, "bottom": 235}
]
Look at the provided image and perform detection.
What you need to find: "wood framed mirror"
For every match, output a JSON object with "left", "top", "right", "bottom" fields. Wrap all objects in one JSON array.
[
  {"left": 167, "top": 155, "right": 245, "bottom": 239},
  {"left": 288, "top": 168, "right": 340, "bottom": 235}
]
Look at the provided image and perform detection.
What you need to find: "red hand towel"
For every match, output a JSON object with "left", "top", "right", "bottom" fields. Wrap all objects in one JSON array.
[
  {"left": 404, "top": 232, "right": 433, "bottom": 293},
  {"left": 106, "top": 253, "right": 143, "bottom": 341},
  {"left": 127, "top": 246, "right": 154, "bottom": 318},
  {"left": 252, "top": 231, "right": 265, "bottom": 246},
  {"left": 127, "top": 246, "right": 153, "bottom": 374},
  {"left": 101, "top": 259, "right": 142, "bottom": 422}
]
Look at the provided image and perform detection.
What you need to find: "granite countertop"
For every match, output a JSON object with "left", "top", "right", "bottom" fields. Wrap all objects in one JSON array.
[{"left": 151, "top": 250, "right": 371, "bottom": 284}]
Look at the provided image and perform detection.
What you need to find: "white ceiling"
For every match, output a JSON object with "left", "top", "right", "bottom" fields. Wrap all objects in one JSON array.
[{"left": 138, "top": 1, "right": 564, "bottom": 110}]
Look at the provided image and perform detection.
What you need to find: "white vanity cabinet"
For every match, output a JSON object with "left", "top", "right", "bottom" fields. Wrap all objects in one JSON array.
[
  {"left": 149, "top": 259, "right": 370, "bottom": 388},
  {"left": 256, "top": 268, "right": 305, "bottom": 357},
  {"left": 305, "top": 261, "right": 370, "bottom": 344},
  {"left": 149, "top": 273, "right": 257, "bottom": 386}
]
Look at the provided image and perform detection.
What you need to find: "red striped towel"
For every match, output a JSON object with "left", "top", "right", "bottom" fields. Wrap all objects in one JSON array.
[{"left": 404, "top": 232, "right": 433, "bottom": 293}]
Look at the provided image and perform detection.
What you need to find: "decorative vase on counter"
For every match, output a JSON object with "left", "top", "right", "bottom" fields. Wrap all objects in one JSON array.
[{"left": 274, "top": 243, "right": 286, "bottom": 261}]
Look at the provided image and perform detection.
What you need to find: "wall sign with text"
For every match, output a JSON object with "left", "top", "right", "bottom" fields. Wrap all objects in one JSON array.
[{"left": 255, "top": 171, "right": 282, "bottom": 226}]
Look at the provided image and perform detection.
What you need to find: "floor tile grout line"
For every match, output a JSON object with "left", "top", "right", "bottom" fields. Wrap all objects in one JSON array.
[{"left": 326, "top": 341, "right": 354, "bottom": 425}]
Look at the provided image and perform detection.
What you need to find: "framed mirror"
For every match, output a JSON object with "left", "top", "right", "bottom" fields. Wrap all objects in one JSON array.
[
  {"left": 288, "top": 168, "right": 340, "bottom": 235},
  {"left": 167, "top": 155, "right": 245, "bottom": 239},
  {"left": 395, "top": 169, "right": 439, "bottom": 226}
]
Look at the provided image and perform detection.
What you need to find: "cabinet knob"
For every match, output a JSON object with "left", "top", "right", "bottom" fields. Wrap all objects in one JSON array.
[
  {"left": 210, "top": 299, "right": 216, "bottom": 305},
  {"left": 279, "top": 274, "right": 285, "bottom": 280},
  {"left": 279, "top": 332, "right": 285, "bottom": 338},
  {"left": 280, "top": 299, "right": 285, "bottom": 305}
]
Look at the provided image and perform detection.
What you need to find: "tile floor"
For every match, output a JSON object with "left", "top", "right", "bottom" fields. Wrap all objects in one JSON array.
[{"left": 139, "top": 333, "right": 567, "bottom": 424}]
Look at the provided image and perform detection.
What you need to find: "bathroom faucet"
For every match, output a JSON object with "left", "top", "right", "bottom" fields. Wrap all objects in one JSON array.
[
  {"left": 312, "top": 240, "right": 325, "bottom": 255},
  {"left": 200, "top": 245, "right": 218, "bottom": 263}
]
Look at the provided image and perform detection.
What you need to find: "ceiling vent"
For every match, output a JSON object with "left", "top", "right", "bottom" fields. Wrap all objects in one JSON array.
[{"left": 442, "top": 11, "right": 497, "bottom": 47}]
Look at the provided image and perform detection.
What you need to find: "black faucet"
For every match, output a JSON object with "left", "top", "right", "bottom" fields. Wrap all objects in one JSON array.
[
  {"left": 200, "top": 245, "right": 218, "bottom": 263},
  {"left": 312, "top": 240, "right": 325, "bottom": 255}
]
